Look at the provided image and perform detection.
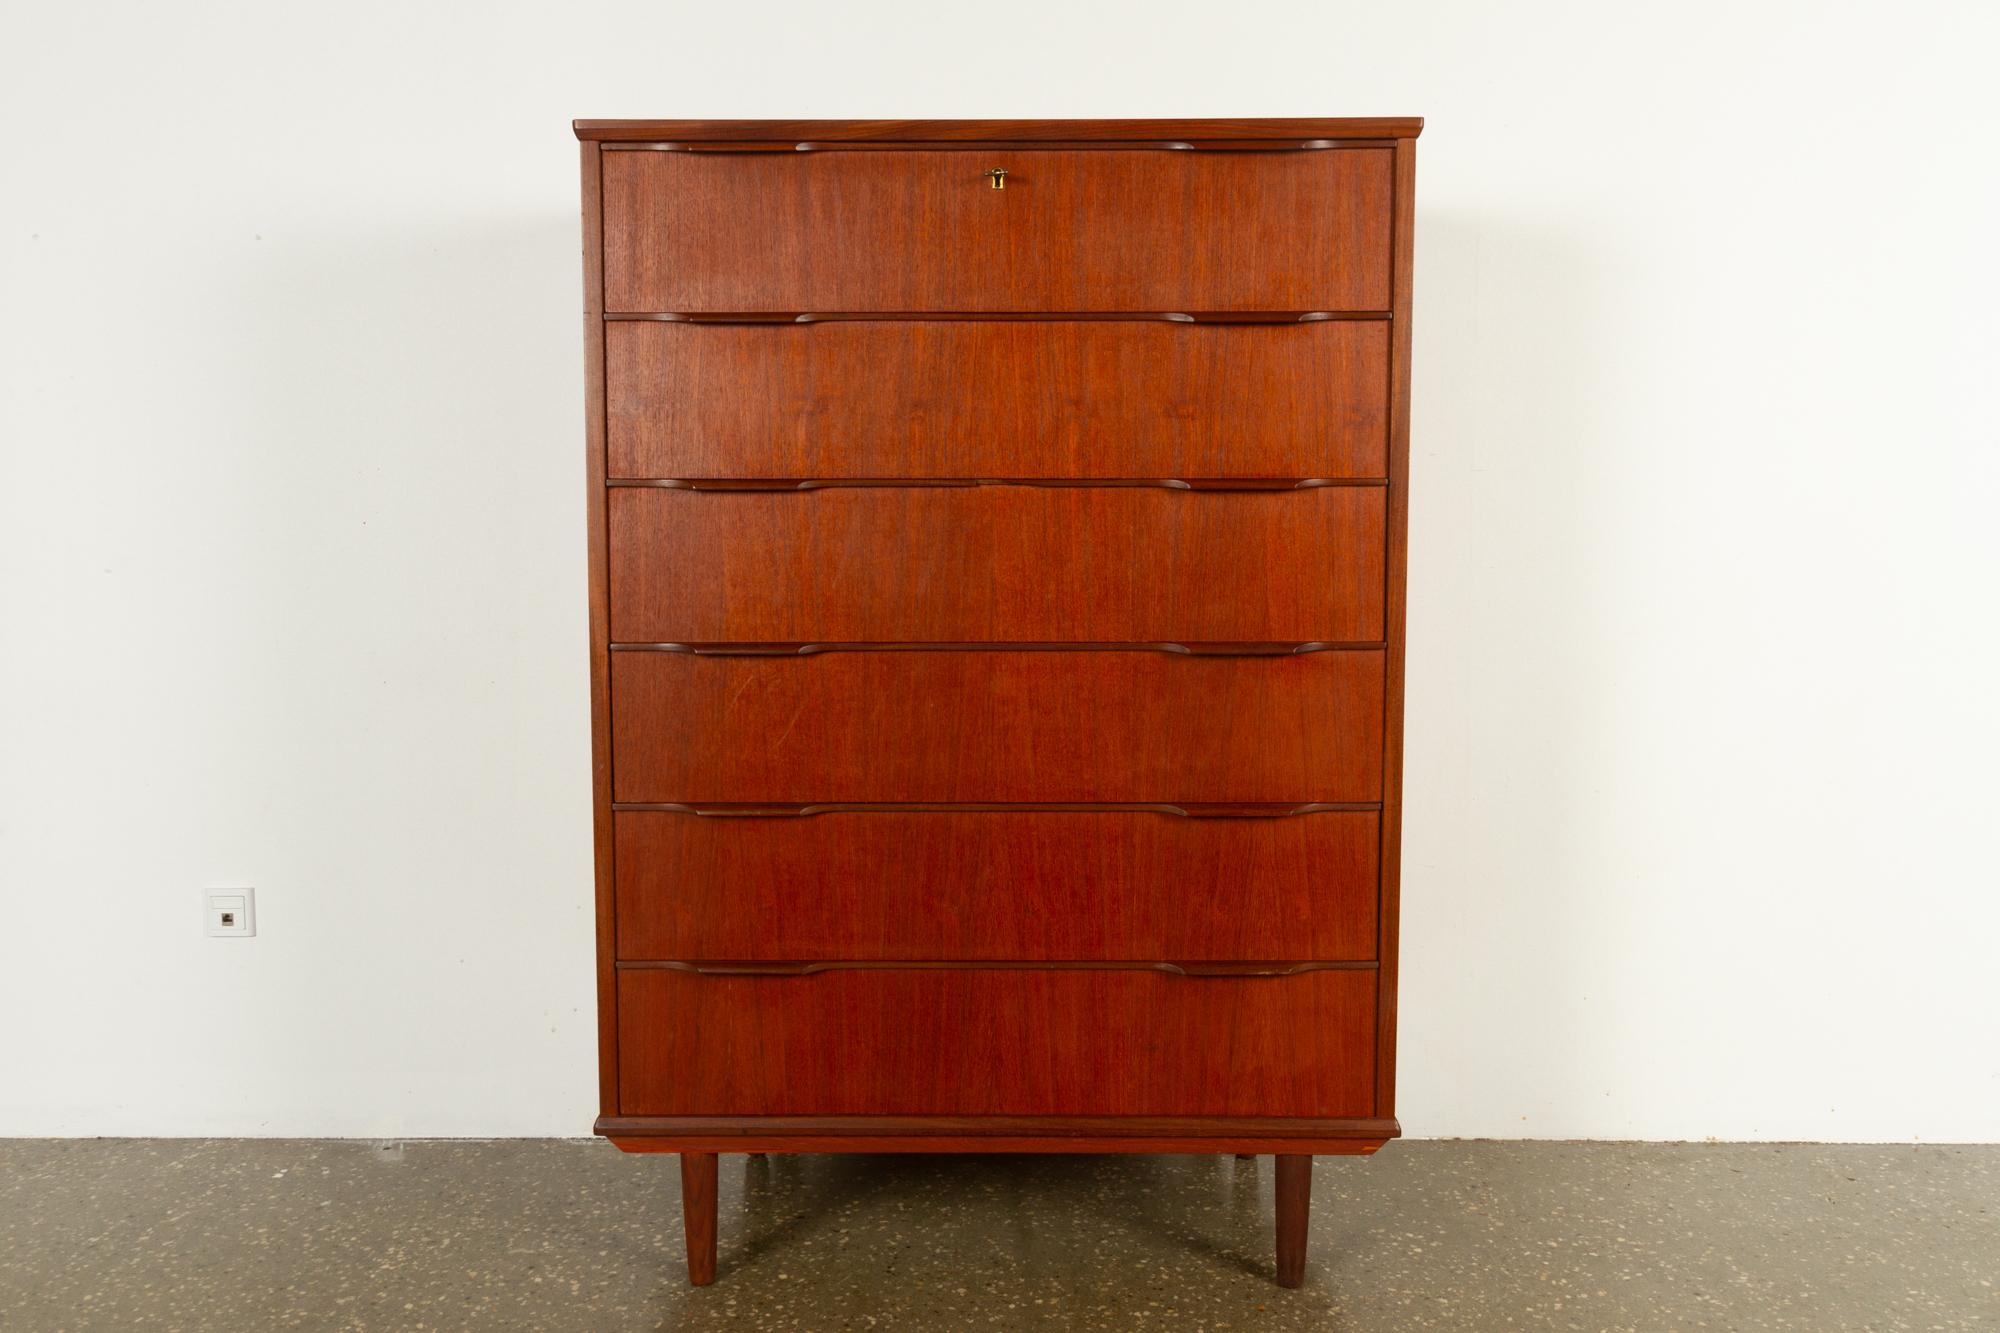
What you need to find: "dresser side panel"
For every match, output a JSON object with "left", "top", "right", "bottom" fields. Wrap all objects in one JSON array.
[
  {"left": 1375, "top": 136, "right": 1418, "bottom": 1120},
  {"left": 582, "top": 141, "right": 620, "bottom": 1116}
]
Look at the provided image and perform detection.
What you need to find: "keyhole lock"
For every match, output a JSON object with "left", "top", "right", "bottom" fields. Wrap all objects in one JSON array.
[{"left": 985, "top": 167, "right": 1009, "bottom": 190}]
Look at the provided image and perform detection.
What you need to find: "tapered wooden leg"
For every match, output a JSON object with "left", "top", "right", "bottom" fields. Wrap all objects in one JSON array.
[
  {"left": 680, "top": 1152, "right": 717, "bottom": 1286},
  {"left": 1274, "top": 1153, "right": 1312, "bottom": 1288}
]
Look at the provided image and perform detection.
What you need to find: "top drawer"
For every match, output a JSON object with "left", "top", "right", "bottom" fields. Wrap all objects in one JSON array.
[{"left": 601, "top": 148, "right": 1394, "bottom": 313}]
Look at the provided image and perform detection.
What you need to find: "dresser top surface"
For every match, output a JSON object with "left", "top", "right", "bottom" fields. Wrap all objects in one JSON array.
[{"left": 573, "top": 117, "right": 1423, "bottom": 143}]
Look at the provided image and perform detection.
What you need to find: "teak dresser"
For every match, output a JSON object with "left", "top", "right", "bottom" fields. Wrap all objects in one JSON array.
[{"left": 574, "top": 116, "right": 1421, "bottom": 1289}]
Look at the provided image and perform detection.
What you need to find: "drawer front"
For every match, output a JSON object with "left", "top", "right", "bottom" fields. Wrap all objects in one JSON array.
[
  {"left": 617, "top": 968, "right": 1376, "bottom": 1116},
  {"left": 614, "top": 809, "right": 1379, "bottom": 961},
  {"left": 610, "top": 649, "right": 1384, "bottom": 803},
  {"left": 607, "top": 486, "right": 1385, "bottom": 644},
  {"left": 605, "top": 319, "right": 1390, "bottom": 480},
  {"left": 602, "top": 149, "right": 1394, "bottom": 312}
]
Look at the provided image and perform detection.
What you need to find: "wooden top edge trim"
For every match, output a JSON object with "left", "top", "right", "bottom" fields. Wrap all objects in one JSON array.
[
  {"left": 574, "top": 117, "right": 1424, "bottom": 142},
  {"left": 600, "top": 140, "right": 1397, "bottom": 153}
]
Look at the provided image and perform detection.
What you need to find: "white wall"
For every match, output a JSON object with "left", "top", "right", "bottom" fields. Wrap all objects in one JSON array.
[{"left": 2, "top": 0, "right": 1996, "bottom": 1140}]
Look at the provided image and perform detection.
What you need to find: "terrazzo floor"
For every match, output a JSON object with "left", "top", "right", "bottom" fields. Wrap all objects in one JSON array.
[{"left": 0, "top": 1139, "right": 1993, "bottom": 1330}]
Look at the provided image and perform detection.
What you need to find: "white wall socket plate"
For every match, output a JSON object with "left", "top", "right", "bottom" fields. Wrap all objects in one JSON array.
[{"left": 205, "top": 887, "right": 256, "bottom": 937}]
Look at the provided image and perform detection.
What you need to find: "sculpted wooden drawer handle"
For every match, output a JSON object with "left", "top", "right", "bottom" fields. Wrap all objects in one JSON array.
[
  {"left": 608, "top": 641, "right": 1361, "bottom": 657},
  {"left": 607, "top": 476, "right": 1371, "bottom": 491},
  {"left": 603, "top": 310, "right": 1373, "bottom": 324},
  {"left": 623, "top": 960, "right": 1373, "bottom": 977},
  {"left": 610, "top": 801, "right": 1372, "bottom": 818}
]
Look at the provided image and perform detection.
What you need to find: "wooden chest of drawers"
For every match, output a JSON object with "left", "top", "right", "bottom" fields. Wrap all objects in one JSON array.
[{"left": 575, "top": 117, "right": 1421, "bottom": 1289}]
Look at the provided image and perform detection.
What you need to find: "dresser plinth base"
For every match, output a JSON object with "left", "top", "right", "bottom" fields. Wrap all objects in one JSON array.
[
  {"left": 601, "top": 1118, "right": 1397, "bottom": 1288},
  {"left": 598, "top": 1115, "right": 1399, "bottom": 1156},
  {"left": 606, "top": 1133, "right": 1393, "bottom": 1156}
]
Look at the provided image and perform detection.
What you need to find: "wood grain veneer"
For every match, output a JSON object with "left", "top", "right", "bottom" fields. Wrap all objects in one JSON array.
[
  {"left": 613, "top": 808, "right": 1379, "bottom": 961},
  {"left": 601, "top": 149, "right": 1393, "bottom": 312},
  {"left": 606, "top": 484, "right": 1385, "bottom": 644},
  {"left": 610, "top": 648, "right": 1385, "bottom": 804},
  {"left": 617, "top": 967, "right": 1376, "bottom": 1117},
  {"left": 605, "top": 318, "right": 1389, "bottom": 479}
]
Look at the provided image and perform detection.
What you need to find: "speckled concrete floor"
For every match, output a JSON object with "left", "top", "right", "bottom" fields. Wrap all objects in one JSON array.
[{"left": 0, "top": 1140, "right": 1993, "bottom": 1331}]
